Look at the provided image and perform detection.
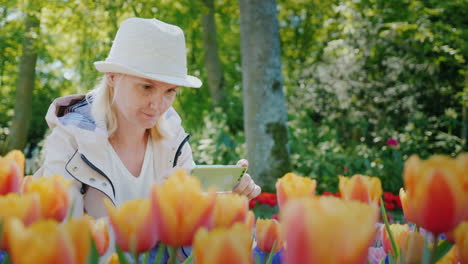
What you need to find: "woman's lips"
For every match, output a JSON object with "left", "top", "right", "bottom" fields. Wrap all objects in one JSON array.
[{"left": 143, "top": 112, "right": 156, "bottom": 118}]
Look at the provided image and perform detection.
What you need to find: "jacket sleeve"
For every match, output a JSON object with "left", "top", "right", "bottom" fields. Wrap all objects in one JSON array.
[
  {"left": 33, "top": 126, "right": 85, "bottom": 218},
  {"left": 176, "top": 140, "right": 196, "bottom": 171}
]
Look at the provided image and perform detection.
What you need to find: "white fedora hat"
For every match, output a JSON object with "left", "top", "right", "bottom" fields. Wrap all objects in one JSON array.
[{"left": 94, "top": 17, "right": 202, "bottom": 88}]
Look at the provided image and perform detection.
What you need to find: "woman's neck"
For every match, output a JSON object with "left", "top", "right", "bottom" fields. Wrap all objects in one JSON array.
[{"left": 109, "top": 115, "right": 148, "bottom": 149}]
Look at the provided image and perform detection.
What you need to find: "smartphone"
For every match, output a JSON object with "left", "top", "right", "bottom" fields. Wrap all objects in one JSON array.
[{"left": 190, "top": 165, "right": 246, "bottom": 191}]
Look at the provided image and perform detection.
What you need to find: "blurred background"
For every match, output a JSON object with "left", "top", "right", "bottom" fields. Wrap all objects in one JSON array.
[{"left": 0, "top": 0, "right": 466, "bottom": 193}]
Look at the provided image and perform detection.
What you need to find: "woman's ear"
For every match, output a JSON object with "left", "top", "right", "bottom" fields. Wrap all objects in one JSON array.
[{"left": 105, "top": 73, "right": 117, "bottom": 87}]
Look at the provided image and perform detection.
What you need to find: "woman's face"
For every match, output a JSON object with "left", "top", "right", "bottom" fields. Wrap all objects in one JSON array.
[{"left": 108, "top": 74, "right": 179, "bottom": 129}]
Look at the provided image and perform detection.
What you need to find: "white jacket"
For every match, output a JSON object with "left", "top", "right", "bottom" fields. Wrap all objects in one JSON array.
[{"left": 34, "top": 94, "right": 195, "bottom": 219}]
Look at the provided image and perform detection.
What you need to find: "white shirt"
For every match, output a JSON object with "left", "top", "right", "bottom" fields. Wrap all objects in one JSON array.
[{"left": 107, "top": 137, "right": 155, "bottom": 204}]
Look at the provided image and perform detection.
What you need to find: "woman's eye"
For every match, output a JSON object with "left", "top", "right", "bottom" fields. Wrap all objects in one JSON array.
[
  {"left": 168, "top": 88, "right": 177, "bottom": 94},
  {"left": 142, "top": 84, "right": 153, "bottom": 89}
]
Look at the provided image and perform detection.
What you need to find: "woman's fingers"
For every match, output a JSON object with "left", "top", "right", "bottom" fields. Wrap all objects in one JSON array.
[
  {"left": 247, "top": 185, "right": 261, "bottom": 200},
  {"left": 234, "top": 173, "right": 252, "bottom": 193},
  {"left": 236, "top": 159, "right": 249, "bottom": 168}
]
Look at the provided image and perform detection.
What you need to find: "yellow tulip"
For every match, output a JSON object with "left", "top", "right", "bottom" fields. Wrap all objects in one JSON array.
[
  {"left": 5, "top": 150, "right": 25, "bottom": 176},
  {"left": 106, "top": 253, "right": 120, "bottom": 264},
  {"left": 85, "top": 216, "right": 110, "bottom": 256},
  {"left": 193, "top": 223, "right": 253, "bottom": 264},
  {"left": 6, "top": 219, "right": 76, "bottom": 264},
  {"left": 0, "top": 157, "right": 21, "bottom": 195},
  {"left": 151, "top": 170, "right": 216, "bottom": 247},
  {"left": 281, "top": 196, "right": 378, "bottom": 264},
  {"left": 63, "top": 217, "right": 91, "bottom": 264},
  {"left": 212, "top": 193, "right": 248, "bottom": 228},
  {"left": 401, "top": 231, "right": 425, "bottom": 264},
  {"left": 256, "top": 218, "right": 283, "bottom": 253},
  {"left": 454, "top": 221, "right": 468, "bottom": 264},
  {"left": 104, "top": 198, "right": 157, "bottom": 253},
  {"left": 381, "top": 224, "right": 410, "bottom": 255},
  {"left": 403, "top": 154, "right": 468, "bottom": 234},
  {"left": 0, "top": 193, "right": 41, "bottom": 250},
  {"left": 21, "top": 174, "right": 71, "bottom": 221},
  {"left": 339, "top": 174, "right": 383, "bottom": 204},
  {"left": 275, "top": 173, "right": 316, "bottom": 208}
]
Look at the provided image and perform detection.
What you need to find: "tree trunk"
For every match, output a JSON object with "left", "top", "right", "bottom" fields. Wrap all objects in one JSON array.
[
  {"left": 238, "top": 0, "right": 291, "bottom": 190},
  {"left": 8, "top": 4, "right": 41, "bottom": 151},
  {"left": 201, "top": 0, "right": 225, "bottom": 106}
]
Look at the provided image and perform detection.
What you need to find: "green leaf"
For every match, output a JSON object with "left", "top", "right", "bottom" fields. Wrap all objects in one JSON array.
[
  {"left": 87, "top": 237, "right": 100, "bottom": 264},
  {"left": 433, "top": 240, "right": 453, "bottom": 263},
  {"left": 265, "top": 240, "right": 277, "bottom": 264},
  {"left": 116, "top": 245, "right": 130, "bottom": 264},
  {"left": 153, "top": 244, "right": 166, "bottom": 264},
  {"left": 380, "top": 197, "right": 400, "bottom": 258},
  {"left": 182, "top": 254, "right": 193, "bottom": 264},
  {"left": 1, "top": 254, "right": 10, "bottom": 264}
]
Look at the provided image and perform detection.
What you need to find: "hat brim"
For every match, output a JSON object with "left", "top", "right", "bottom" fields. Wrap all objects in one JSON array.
[{"left": 94, "top": 61, "right": 202, "bottom": 88}]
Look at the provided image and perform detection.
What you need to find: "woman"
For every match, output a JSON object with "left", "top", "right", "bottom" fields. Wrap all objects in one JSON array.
[{"left": 34, "top": 17, "right": 261, "bottom": 219}]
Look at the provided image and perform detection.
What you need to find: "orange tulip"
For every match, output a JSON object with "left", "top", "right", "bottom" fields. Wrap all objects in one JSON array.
[
  {"left": 21, "top": 175, "right": 71, "bottom": 221},
  {"left": 403, "top": 154, "right": 468, "bottom": 234},
  {"left": 5, "top": 150, "right": 25, "bottom": 176},
  {"left": 245, "top": 210, "right": 255, "bottom": 233},
  {"left": 104, "top": 198, "right": 157, "bottom": 253},
  {"left": 399, "top": 188, "right": 415, "bottom": 223},
  {"left": 63, "top": 217, "right": 91, "bottom": 264},
  {"left": 151, "top": 170, "right": 216, "bottom": 247},
  {"left": 212, "top": 193, "right": 248, "bottom": 228},
  {"left": 6, "top": 219, "right": 76, "bottom": 264},
  {"left": 454, "top": 221, "right": 468, "bottom": 264},
  {"left": 339, "top": 174, "right": 383, "bottom": 204},
  {"left": 0, "top": 157, "right": 21, "bottom": 195},
  {"left": 281, "top": 196, "right": 378, "bottom": 264},
  {"left": 381, "top": 224, "right": 410, "bottom": 255},
  {"left": 85, "top": 216, "right": 110, "bottom": 256},
  {"left": 0, "top": 193, "right": 41, "bottom": 250},
  {"left": 276, "top": 173, "right": 316, "bottom": 208},
  {"left": 256, "top": 218, "right": 284, "bottom": 253},
  {"left": 193, "top": 223, "right": 253, "bottom": 264}
]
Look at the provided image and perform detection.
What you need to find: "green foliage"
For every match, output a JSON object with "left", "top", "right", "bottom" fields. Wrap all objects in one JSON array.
[{"left": 0, "top": 0, "right": 465, "bottom": 191}]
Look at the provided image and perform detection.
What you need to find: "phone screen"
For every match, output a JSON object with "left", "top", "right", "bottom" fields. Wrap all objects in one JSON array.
[{"left": 190, "top": 165, "right": 246, "bottom": 191}]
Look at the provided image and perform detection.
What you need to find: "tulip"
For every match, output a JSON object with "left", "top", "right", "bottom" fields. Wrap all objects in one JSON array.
[
  {"left": 281, "top": 196, "right": 378, "bottom": 264},
  {"left": 403, "top": 154, "right": 468, "bottom": 234},
  {"left": 21, "top": 175, "right": 71, "bottom": 221},
  {"left": 106, "top": 253, "right": 120, "bottom": 264},
  {"left": 0, "top": 157, "right": 21, "bottom": 195},
  {"left": 85, "top": 216, "right": 110, "bottom": 256},
  {"left": 381, "top": 224, "right": 409, "bottom": 255},
  {"left": 256, "top": 218, "right": 284, "bottom": 253},
  {"left": 454, "top": 221, "right": 468, "bottom": 264},
  {"left": 193, "top": 223, "right": 253, "bottom": 264},
  {"left": 6, "top": 219, "right": 75, "bottom": 264},
  {"left": 63, "top": 217, "right": 91, "bottom": 264},
  {"left": 151, "top": 169, "right": 216, "bottom": 247},
  {"left": 401, "top": 232, "right": 425, "bottom": 264},
  {"left": 104, "top": 198, "right": 157, "bottom": 253},
  {"left": 399, "top": 188, "right": 415, "bottom": 223},
  {"left": 212, "top": 193, "right": 248, "bottom": 228},
  {"left": 435, "top": 245, "right": 459, "bottom": 264},
  {"left": 339, "top": 174, "right": 383, "bottom": 204},
  {"left": 0, "top": 193, "right": 41, "bottom": 250},
  {"left": 245, "top": 210, "right": 255, "bottom": 233},
  {"left": 276, "top": 173, "right": 316, "bottom": 208},
  {"left": 4, "top": 150, "right": 25, "bottom": 176}
]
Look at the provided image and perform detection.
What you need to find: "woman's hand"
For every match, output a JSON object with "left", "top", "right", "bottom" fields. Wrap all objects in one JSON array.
[{"left": 232, "top": 159, "right": 261, "bottom": 200}]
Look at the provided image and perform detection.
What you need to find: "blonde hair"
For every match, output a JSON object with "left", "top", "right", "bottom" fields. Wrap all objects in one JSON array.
[{"left": 87, "top": 75, "right": 172, "bottom": 140}]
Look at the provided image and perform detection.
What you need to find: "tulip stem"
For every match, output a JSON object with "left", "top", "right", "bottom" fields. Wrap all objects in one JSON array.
[
  {"left": 380, "top": 197, "right": 400, "bottom": 259},
  {"left": 265, "top": 240, "right": 277, "bottom": 264},
  {"left": 429, "top": 235, "right": 439, "bottom": 264},
  {"left": 168, "top": 246, "right": 178, "bottom": 264}
]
